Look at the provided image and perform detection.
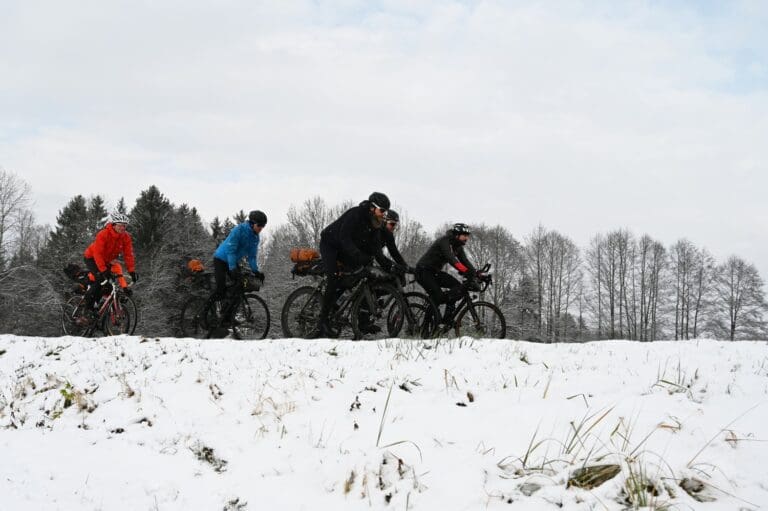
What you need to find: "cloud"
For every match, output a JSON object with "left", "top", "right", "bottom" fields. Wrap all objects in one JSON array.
[{"left": 1, "top": 0, "right": 767, "bottom": 274}]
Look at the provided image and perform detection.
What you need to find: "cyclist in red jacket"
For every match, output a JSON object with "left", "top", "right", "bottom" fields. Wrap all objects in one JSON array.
[{"left": 79, "top": 212, "right": 137, "bottom": 323}]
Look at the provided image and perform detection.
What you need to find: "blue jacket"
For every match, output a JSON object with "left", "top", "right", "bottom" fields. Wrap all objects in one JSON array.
[{"left": 214, "top": 222, "right": 260, "bottom": 272}]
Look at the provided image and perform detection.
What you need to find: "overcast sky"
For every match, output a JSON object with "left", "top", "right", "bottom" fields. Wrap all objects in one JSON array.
[{"left": 1, "top": 0, "right": 766, "bottom": 272}]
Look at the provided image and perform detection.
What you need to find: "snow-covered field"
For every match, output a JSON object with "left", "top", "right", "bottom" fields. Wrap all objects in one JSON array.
[{"left": 1, "top": 335, "right": 766, "bottom": 510}]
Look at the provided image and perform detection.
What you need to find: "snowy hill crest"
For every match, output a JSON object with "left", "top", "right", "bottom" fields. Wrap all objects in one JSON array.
[{"left": 1, "top": 336, "right": 767, "bottom": 510}]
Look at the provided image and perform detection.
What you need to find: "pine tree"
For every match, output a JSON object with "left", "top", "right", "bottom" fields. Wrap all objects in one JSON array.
[
  {"left": 40, "top": 195, "right": 91, "bottom": 268},
  {"left": 86, "top": 195, "right": 109, "bottom": 235},
  {"left": 233, "top": 210, "right": 247, "bottom": 224},
  {"left": 222, "top": 218, "right": 235, "bottom": 238},
  {"left": 130, "top": 185, "right": 173, "bottom": 256},
  {"left": 210, "top": 216, "right": 223, "bottom": 244}
]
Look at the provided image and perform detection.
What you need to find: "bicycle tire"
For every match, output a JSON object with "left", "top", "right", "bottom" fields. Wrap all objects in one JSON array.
[
  {"left": 397, "top": 291, "right": 432, "bottom": 339},
  {"left": 62, "top": 296, "right": 90, "bottom": 337},
  {"left": 454, "top": 301, "right": 506, "bottom": 339},
  {"left": 104, "top": 294, "right": 138, "bottom": 336},
  {"left": 281, "top": 285, "right": 322, "bottom": 338},
  {"left": 351, "top": 281, "right": 407, "bottom": 340},
  {"left": 233, "top": 293, "right": 270, "bottom": 340},
  {"left": 179, "top": 295, "right": 209, "bottom": 338}
]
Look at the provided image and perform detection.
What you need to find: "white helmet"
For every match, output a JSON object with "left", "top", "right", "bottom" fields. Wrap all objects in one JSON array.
[{"left": 110, "top": 212, "right": 129, "bottom": 225}]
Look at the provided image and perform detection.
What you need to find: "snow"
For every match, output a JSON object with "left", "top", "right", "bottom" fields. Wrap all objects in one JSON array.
[{"left": 1, "top": 335, "right": 767, "bottom": 510}]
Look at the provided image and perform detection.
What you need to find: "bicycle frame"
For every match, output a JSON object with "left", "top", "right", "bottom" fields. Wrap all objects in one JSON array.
[{"left": 78, "top": 278, "right": 129, "bottom": 336}]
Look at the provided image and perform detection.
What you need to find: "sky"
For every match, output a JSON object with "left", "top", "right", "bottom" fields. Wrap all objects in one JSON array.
[{"left": 1, "top": 0, "right": 767, "bottom": 273}]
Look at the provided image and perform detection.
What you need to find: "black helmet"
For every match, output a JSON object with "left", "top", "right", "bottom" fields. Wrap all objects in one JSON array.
[
  {"left": 248, "top": 210, "right": 267, "bottom": 226},
  {"left": 368, "top": 192, "right": 390, "bottom": 211},
  {"left": 385, "top": 209, "right": 399, "bottom": 223},
  {"left": 451, "top": 223, "right": 471, "bottom": 236}
]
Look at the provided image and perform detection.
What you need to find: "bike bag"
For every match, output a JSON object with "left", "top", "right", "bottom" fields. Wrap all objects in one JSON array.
[{"left": 290, "top": 248, "right": 320, "bottom": 263}]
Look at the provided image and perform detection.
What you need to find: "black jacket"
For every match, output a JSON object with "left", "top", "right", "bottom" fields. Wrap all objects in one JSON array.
[
  {"left": 416, "top": 231, "right": 476, "bottom": 274},
  {"left": 321, "top": 202, "right": 392, "bottom": 269},
  {"left": 380, "top": 228, "right": 407, "bottom": 267}
]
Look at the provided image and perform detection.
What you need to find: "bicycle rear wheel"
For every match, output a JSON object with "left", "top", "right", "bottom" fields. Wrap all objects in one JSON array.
[
  {"left": 454, "top": 301, "right": 506, "bottom": 339},
  {"left": 62, "top": 296, "right": 90, "bottom": 337},
  {"left": 104, "top": 294, "right": 138, "bottom": 335},
  {"left": 232, "top": 293, "right": 270, "bottom": 340},
  {"left": 281, "top": 286, "right": 322, "bottom": 338},
  {"left": 179, "top": 295, "right": 209, "bottom": 338},
  {"left": 392, "top": 291, "right": 431, "bottom": 339}
]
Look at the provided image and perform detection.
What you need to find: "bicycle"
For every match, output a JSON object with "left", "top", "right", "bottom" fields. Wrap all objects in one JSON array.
[
  {"left": 419, "top": 263, "right": 506, "bottom": 339},
  {"left": 62, "top": 268, "right": 138, "bottom": 337},
  {"left": 281, "top": 265, "right": 412, "bottom": 340},
  {"left": 181, "top": 272, "right": 270, "bottom": 340}
]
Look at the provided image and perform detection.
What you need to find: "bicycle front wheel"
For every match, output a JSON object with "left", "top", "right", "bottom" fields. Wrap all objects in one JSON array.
[
  {"left": 233, "top": 293, "right": 270, "bottom": 340},
  {"left": 351, "top": 282, "right": 407, "bottom": 340},
  {"left": 179, "top": 295, "right": 209, "bottom": 338},
  {"left": 281, "top": 286, "right": 322, "bottom": 338},
  {"left": 104, "top": 294, "right": 138, "bottom": 335},
  {"left": 454, "top": 301, "right": 506, "bottom": 339}
]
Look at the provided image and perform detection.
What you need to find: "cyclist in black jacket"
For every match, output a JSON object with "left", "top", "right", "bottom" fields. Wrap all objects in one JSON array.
[
  {"left": 309, "top": 192, "right": 394, "bottom": 338},
  {"left": 415, "top": 223, "right": 479, "bottom": 323}
]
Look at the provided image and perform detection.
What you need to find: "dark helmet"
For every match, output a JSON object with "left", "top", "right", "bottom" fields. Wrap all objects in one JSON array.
[
  {"left": 451, "top": 223, "right": 471, "bottom": 236},
  {"left": 248, "top": 210, "right": 267, "bottom": 226},
  {"left": 385, "top": 209, "right": 399, "bottom": 223},
  {"left": 368, "top": 192, "right": 390, "bottom": 211}
]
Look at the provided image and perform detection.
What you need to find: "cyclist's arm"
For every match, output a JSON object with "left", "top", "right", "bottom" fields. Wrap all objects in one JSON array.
[
  {"left": 248, "top": 234, "right": 259, "bottom": 273},
  {"left": 455, "top": 245, "right": 477, "bottom": 275},
  {"left": 91, "top": 229, "right": 111, "bottom": 272},
  {"left": 439, "top": 237, "right": 459, "bottom": 267},
  {"left": 384, "top": 231, "right": 407, "bottom": 267},
  {"left": 338, "top": 210, "right": 367, "bottom": 265},
  {"left": 224, "top": 224, "right": 246, "bottom": 270}
]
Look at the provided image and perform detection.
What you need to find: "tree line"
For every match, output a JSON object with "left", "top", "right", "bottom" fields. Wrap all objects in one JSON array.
[{"left": 1, "top": 167, "right": 765, "bottom": 341}]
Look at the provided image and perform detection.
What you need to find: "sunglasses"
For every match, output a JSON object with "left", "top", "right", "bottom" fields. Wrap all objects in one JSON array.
[{"left": 371, "top": 202, "right": 388, "bottom": 214}]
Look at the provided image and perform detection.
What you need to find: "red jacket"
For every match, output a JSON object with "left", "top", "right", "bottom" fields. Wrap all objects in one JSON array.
[{"left": 84, "top": 223, "right": 136, "bottom": 273}]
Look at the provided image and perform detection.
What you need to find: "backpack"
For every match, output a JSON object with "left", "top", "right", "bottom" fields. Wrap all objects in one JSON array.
[{"left": 63, "top": 263, "right": 93, "bottom": 294}]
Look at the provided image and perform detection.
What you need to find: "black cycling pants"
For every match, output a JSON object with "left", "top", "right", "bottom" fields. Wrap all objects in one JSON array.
[{"left": 415, "top": 267, "right": 462, "bottom": 307}]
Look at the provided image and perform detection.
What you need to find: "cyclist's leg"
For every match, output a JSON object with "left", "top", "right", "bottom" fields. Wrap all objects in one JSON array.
[
  {"left": 436, "top": 271, "right": 462, "bottom": 322},
  {"left": 213, "top": 257, "right": 229, "bottom": 299},
  {"left": 81, "top": 257, "right": 102, "bottom": 315},
  {"left": 416, "top": 267, "right": 447, "bottom": 308},
  {"left": 310, "top": 240, "right": 339, "bottom": 337}
]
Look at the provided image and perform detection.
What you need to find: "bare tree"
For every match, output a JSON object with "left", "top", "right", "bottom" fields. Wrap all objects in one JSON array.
[
  {"left": 464, "top": 224, "right": 523, "bottom": 309},
  {"left": 635, "top": 235, "right": 666, "bottom": 341},
  {"left": 10, "top": 209, "right": 49, "bottom": 264},
  {"left": 524, "top": 226, "right": 581, "bottom": 342},
  {"left": 0, "top": 167, "right": 31, "bottom": 270},
  {"left": 711, "top": 256, "right": 766, "bottom": 340}
]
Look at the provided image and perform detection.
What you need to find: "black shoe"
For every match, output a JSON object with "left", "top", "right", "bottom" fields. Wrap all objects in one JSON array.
[
  {"left": 307, "top": 321, "right": 332, "bottom": 339},
  {"left": 360, "top": 323, "right": 382, "bottom": 335},
  {"left": 208, "top": 327, "right": 229, "bottom": 339}
]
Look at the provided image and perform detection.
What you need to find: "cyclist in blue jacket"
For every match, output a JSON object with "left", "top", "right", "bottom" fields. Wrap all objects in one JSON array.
[{"left": 213, "top": 210, "right": 267, "bottom": 298}]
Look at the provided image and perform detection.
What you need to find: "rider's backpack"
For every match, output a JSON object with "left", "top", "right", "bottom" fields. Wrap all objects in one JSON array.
[
  {"left": 63, "top": 263, "right": 93, "bottom": 294},
  {"left": 289, "top": 248, "right": 323, "bottom": 277}
]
